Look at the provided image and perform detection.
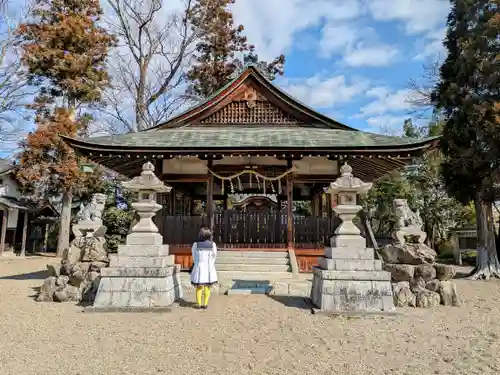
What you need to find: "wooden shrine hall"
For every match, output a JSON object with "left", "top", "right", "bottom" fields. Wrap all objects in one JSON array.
[{"left": 63, "top": 66, "right": 437, "bottom": 272}]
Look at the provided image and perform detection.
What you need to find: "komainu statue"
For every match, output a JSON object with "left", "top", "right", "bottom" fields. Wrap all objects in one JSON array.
[{"left": 392, "top": 199, "right": 426, "bottom": 245}]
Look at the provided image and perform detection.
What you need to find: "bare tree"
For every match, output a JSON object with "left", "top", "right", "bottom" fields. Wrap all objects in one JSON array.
[
  {"left": 406, "top": 57, "right": 442, "bottom": 118},
  {"left": 103, "top": 0, "right": 205, "bottom": 132},
  {"left": 0, "top": 0, "right": 33, "bottom": 150}
]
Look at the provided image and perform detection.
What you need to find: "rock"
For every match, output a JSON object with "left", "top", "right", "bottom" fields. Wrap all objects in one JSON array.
[
  {"left": 378, "top": 243, "right": 437, "bottom": 265},
  {"left": 415, "top": 289, "right": 441, "bottom": 308},
  {"left": 72, "top": 262, "right": 89, "bottom": 279},
  {"left": 392, "top": 281, "right": 416, "bottom": 307},
  {"left": 82, "top": 238, "right": 108, "bottom": 263},
  {"left": 87, "top": 271, "right": 100, "bottom": 282},
  {"left": 89, "top": 261, "right": 108, "bottom": 272},
  {"left": 56, "top": 275, "right": 69, "bottom": 287},
  {"left": 54, "top": 284, "right": 82, "bottom": 303},
  {"left": 439, "top": 280, "right": 460, "bottom": 306},
  {"left": 53, "top": 290, "right": 69, "bottom": 302},
  {"left": 81, "top": 272, "right": 101, "bottom": 303},
  {"left": 410, "top": 276, "right": 426, "bottom": 293},
  {"left": 46, "top": 264, "right": 60, "bottom": 277},
  {"left": 36, "top": 276, "right": 58, "bottom": 302},
  {"left": 60, "top": 260, "right": 73, "bottom": 276},
  {"left": 383, "top": 264, "right": 415, "bottom": 282},
  {"left": 63, "top": 240, "right": 84, "bottom": 264},
  {"left": 415, "top": 264, "right": 436, "bottom": 281},
  {"left": 434, "top": 264, "right": 456, "bottom": 281},
  {"left": 425, "top": 279, "right": 441, "bottom": 292}
]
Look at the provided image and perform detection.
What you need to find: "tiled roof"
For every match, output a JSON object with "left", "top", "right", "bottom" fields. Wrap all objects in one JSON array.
[{"left": 67, "top": 126, "right": 437, "bottom": 151}]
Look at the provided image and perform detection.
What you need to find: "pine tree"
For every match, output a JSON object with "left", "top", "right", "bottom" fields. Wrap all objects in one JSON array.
[
  {"left": 432, "top": 0, "right": 500, "bottom": 279},
  {"left": 16, "top": 0, "right": 116, "bottom": 257},
  {"left": 186, "top": 0, "right": 285, "bottom": 99}
]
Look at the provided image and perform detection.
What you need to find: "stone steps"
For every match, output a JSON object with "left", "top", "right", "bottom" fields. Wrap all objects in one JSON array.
[
  {"left": 216, "top": 263, "right": 291, "bottom": 272},
  {"left": 214, "top": 250, "right": 293, "bottom": 281},
  {"left": 216, "top": 257, "right": 289, "bottom": 265},
  {"left": 216, "top": 270, "right": 294, "bottom": 279},
  {"left": 217, "top": 250, "right": 288, "bottom": 258}
]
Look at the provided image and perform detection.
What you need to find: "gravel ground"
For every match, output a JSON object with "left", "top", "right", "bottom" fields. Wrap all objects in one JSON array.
[{"left": 1, "top": 256, "right": 499, "bottom": 375}]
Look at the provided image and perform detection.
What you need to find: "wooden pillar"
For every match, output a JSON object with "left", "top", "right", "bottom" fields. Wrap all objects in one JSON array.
[
  {"left": 286, "top": 160, "right": 294, "bottom": 250},
  {"left": 0, "top": 208, "right": 8, "bottom": 256},
  {"left": 326, "top": 193, "right": 333, "bottom": 218},
  {"left": 207, "top": 159, "right": 214, "bottom": 231},
  {"left": 20, "top": 211, "right": 28, "bottom": 257}
]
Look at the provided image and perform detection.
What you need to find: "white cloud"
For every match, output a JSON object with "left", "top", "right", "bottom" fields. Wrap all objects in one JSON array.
[
  {"left": 414, "top": 28, "right": 446, "bottom": 61},
  {"left": 319, "top": 24, "right": 399, "bottom": 67},
  {"left": 365, "top": 0, "right": 450, "bottom": 34},
  {"left": 364, "top": 115, "right": 410, "bottom": 135},
  {"left": 360, "top": 87, "right": 413, "bottom": 116},
  {"left": 231, "top": 0, "right": 363, "bottom": 60},
  {"left": 282, "top": 74, "right": 370, "bottom": 109},
  {"left": 344, "top": 44, "right": 399, "bottom": 67}
]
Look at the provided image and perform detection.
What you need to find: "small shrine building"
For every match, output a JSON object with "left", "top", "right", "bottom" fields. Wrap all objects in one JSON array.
[{"left": 63, "top": 66, "right": 437, "bottom": 271}]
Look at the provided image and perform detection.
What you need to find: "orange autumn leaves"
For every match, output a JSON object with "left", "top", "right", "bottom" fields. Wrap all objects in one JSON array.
[{"left": 15, "top": 0, "right": 115, "bottom": 197}]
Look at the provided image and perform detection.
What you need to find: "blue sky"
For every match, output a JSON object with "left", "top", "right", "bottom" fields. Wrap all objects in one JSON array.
[
  {"left": 230, "top": 0, "right": 450, "bottom": 133},
  {"left": 0, "top": 0, "right": 451, "bottom": 158}
]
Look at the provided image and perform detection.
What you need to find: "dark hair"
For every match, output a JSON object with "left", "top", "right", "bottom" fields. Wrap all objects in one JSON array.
[{"left": 198, "top": 227, "right": 212, "bottom": 241}]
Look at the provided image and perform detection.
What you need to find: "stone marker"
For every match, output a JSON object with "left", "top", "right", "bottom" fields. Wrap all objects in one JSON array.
[
  {"left": 310, "top": 163, "right": 395, "bottom": 313},
  {"left": 92, "top": 162, "right": 183, "bottom": 310}
]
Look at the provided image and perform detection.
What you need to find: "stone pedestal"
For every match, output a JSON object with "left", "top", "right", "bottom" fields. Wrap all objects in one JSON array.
[
  {"left": 311, "top": 241, "right": 395, "bottom": 312},
  {"left": 310, "top": 163, "right": 395, "bottom": 313},
  {"left": 91, "top": 162, "right": 182, "bottom": 310}
]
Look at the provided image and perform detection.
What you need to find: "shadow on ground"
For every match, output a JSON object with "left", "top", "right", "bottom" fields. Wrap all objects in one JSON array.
[
  {"left": 267, "top": 295, "right": 311, "bottom": 310},
  {"left": 0, "top": 270, "right": 48, "bottom": 280},
  {"left": 177, "top": 298, "right": 199, "bottom": 309},
  {"left": 29, "top": 286, "right": 41, "bottom": 300}
]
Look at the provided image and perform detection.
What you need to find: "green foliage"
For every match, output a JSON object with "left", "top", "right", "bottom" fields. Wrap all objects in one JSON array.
[
  {"left": 293, "top": 201, "right": 311, "bottom": 216},
  {"left": 362, "top": 171, "right": 417, "bottom": 236},
  {"left": 364, "top": 117, "right": 476, "bottom": 249},
  {"left": 186, "top": 0, "right": 285, "bottom": 99},
  {"left": 431, "top": 0, "right": 500, "bottom": 204},
  {"left": 103, "top": 207, "right": 134, "bottom": 253},
  {"left": 101, "top": 178, "right": 135, "bottom": 253}
]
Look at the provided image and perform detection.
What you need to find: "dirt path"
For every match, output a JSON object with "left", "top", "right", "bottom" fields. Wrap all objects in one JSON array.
[{"left": 0, "top": 256, "right": 499, "bottom": 375}]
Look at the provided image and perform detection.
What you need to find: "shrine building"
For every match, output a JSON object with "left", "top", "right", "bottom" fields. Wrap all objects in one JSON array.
[{"left": 63, "top": 66, "right": 437, "bottom": 275}]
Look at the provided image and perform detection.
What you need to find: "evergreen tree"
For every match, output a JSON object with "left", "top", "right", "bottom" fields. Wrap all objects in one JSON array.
[
  {"left": 432, "top": 0, "right": 500, "bottom": 278},
  {"left": 15, "top": 0, "right": 116, "bottom": 257},
  {"left": 186, "top": 0, "right": 285, "bottom": 99}
]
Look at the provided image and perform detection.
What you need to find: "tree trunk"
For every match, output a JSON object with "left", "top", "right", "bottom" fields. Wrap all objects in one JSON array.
[
  {"left": 468, "top": 192, "right": 500, "bottom": 279},
  {"left": 56, "top": 191, "right": 72, "bottom": 258}
]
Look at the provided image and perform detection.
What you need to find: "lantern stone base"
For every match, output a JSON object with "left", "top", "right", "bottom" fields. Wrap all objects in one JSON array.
[
  {"left": 311, "top": 246, "right": 395, "bottom": 313},
  {"left": 92, "top": 243, "right": 182, "bottom": 310}
]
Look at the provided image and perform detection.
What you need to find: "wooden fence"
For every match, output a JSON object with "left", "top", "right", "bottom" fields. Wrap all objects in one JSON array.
[{"left": 155, "top": 211, "right": 339, "bottom": 247}]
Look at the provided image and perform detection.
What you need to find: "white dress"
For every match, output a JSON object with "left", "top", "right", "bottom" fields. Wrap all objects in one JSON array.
[{"left": 190, "top": 241, "right": 218, "bottom": 286}]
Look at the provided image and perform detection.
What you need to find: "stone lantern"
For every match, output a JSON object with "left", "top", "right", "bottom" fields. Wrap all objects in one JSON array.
[
  {"left": 121, "top": 161, "right": 172, "bottom": 245},
  {"left": 310, "top": 162, "right": 395, "bottom": 313},
  {"left": 323, "top": 162, "right": 372, "bottom": 248},
  {"left": 91, "top": 162, "right": 182, "bottom": 311}
]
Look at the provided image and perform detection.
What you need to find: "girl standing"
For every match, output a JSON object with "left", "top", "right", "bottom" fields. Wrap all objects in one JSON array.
[{"left": 190, "top": 227, "right": 218, "bottom": 309}]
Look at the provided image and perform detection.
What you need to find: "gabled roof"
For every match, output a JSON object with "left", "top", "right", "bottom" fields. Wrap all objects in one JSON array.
[{"left": 147, "top": 65, "right": 356, "bottom": 131}]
